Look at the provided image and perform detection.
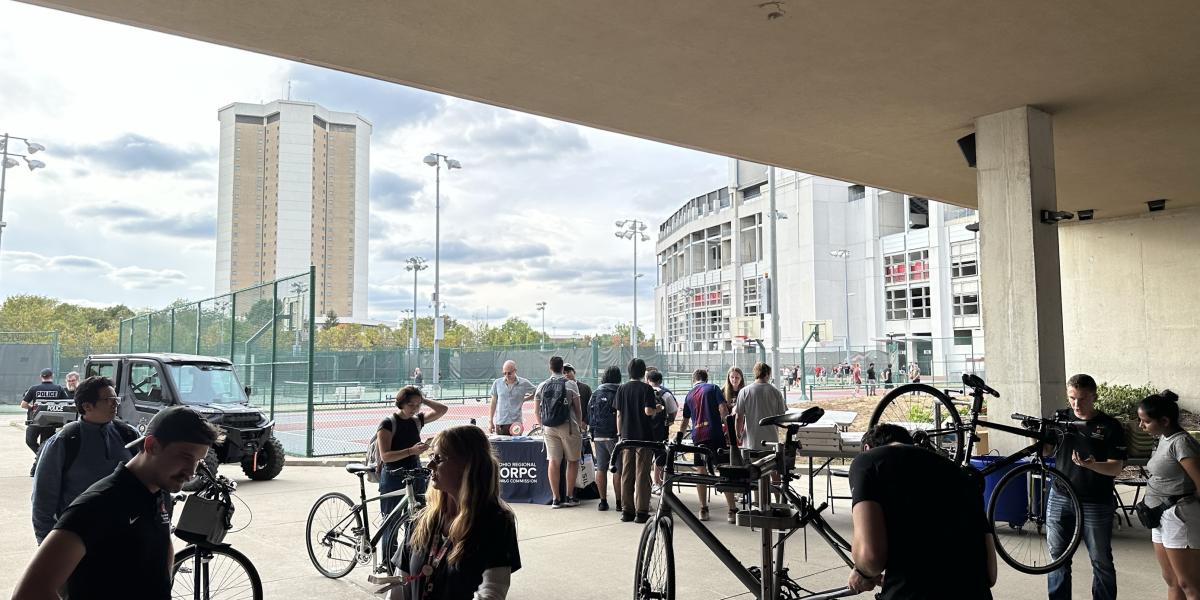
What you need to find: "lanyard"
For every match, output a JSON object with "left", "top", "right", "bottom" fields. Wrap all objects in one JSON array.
[{"left": 404, "top": 526, "right": 452, "bottom": 597}]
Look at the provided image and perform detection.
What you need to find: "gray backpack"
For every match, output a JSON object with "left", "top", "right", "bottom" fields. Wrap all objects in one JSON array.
[{"left": 364, "top": 415, "right": 398, "bottom": 483}]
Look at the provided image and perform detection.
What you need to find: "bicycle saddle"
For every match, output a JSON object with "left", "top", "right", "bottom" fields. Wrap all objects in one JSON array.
[
  {"left": 962, "top": 373, "right": 1000, "bottom": 397},
  {"left": 345, "top": 463, "right": 376, "bottom": 475},
  {"left": 759, "top": 406, "right": 824, "bottom": 427}
]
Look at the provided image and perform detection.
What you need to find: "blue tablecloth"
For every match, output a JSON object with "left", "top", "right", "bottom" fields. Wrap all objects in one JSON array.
[{"left": 492, "top": 437, "right": 551, "bottom": 505}]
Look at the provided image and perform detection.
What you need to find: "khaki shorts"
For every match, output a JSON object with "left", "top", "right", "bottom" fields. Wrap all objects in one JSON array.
[{"left": 544, "top": 422, "right": 582, "bottom": 462}]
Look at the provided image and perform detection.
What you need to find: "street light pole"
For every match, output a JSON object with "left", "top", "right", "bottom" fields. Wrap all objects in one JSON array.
[
  {"left": 0, "top": 133, "right": 48, "bottom": 281},
  {"left": 615, "top": 219, "right": 650, "bottom": 358},
  {"left": 423, "top": 153, "right": 461, "bottom": 388},
  {"left": 536, "top": 301, "right": 547, "bottom": 350},
  {"left": 404, "top": 256, "right": 427, "bottom": 351},
  {"left": 830, "top": 249, "right": 851, "bottom": 360}
]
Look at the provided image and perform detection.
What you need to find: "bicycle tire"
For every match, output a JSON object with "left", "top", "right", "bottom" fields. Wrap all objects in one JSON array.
[
  {"left": 633, "top": 515, "right": 674, "bottom": 600},
  {"left": 987, "top": 462, "right": 1083, "bottom": 574},
  {"left": 172, "top": 545, "right": 263, "bottom": 600},
  {"left": 378, "top": 496, "right": 416, "bottom": 576},
  {"left": 305, "top": 492, "right": 361, "bottom": 579},
  {"left": 868, "top": 383, "right": 965, "bottom": 464}
]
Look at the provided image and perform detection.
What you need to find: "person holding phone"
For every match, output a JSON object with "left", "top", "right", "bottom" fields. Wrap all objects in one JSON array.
[{"left": 1046, "top": 374, "right": 1127, "bottom": 600}]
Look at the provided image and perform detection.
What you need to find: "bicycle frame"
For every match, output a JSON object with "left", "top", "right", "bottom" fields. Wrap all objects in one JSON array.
[
  {"left": 322, "top": 472, "right": 425, "bottom": 571},
  {"left": 643, "top": 428, "right": 855, "bottom": 600}
]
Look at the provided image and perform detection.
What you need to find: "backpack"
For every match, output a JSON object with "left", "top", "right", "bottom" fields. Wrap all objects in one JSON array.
[
  {"left": 60, "top": 418, "right": 140, "bottom": 476},
  {"left": 587, "top": 385, "right": 618, "bottom": 438},
  {"left": 365, "top": 415, "right": 398, "bottom": 483},
  {"left": 538, "top": 378, "right": 572, "bottom": 427}
]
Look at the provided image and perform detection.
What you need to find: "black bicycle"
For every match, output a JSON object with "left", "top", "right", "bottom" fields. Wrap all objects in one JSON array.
[
  {"left": 305, "top": 464, "right": 429, "bottom": 582},
  {"left": 868, "top": 373, "right": 1086, "bottom": 574},
  {"left": 618, "top": 407, "right": 858, "bottom": 600},
  {"left": 171, "top": 463, "right": 263, "bottom": 600}
]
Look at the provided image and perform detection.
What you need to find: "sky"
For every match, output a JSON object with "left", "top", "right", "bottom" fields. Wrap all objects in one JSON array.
[{"left": 0, "top": 1, "right": 728, "bottom": 336}]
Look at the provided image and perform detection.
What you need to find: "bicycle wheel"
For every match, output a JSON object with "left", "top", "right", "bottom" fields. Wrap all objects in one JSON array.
[
  {"left": 633, "top": 515, "right": 674, "bottom": 600},
  {"left": 987, "top": 463, "right": 1083, "bottom": 574},
  {"left": 378, "top": 496, "right": 414, "bottom": 576},
  {"left": 868, "top": 383, "right": 965, "bottom": 464},
  {"left": 172, "top": 545, "right": 263, "bottom": 600},
  {"left": 305, "top": 492, "right": 362, "bottom": 578}
]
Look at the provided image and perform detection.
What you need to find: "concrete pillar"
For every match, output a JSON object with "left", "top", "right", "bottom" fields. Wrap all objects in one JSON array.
[{"left": 975, "top": 106, "right": 1065, "bottom": 452}]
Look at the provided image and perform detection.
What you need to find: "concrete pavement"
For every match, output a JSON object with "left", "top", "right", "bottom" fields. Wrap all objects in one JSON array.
[{"left": 0, "top": 418, "right": 1168, "bottom": 599}]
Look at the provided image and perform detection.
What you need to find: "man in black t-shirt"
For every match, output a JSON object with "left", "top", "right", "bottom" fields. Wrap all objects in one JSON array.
[
  {"left": 21, "top": 368, "right": 69, "bottom": 475},
  {"left": 12, "top": 406, "right": 219, "bottom": 600},
  {"left": 615, "top": 358, "right": 660, "bottom": 523},
  {"left": 848, "top": 424, "right": 996, "bottom": 599},
  {"left": 564, "top": 364, "right": 592, "bottom": 428},
  {"left": 1046, "top": 374, "right": 1126, "bottom": 600}
]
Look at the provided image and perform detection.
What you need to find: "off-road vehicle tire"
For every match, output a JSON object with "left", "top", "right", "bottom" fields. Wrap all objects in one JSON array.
[{"left": 243, "top": 436, "right": 286, "bottom": 481}]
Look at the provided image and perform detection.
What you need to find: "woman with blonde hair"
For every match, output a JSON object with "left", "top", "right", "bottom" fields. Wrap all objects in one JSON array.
[{"left": 391, "top": 425, "right": 521, "bottom": 600}]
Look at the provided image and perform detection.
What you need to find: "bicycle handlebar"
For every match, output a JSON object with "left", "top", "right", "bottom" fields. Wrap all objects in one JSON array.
[
  {"left": 386, "top": 466, "right": 432, "bottom": 479},
  {"left": 963, "top": 373, "right": 1000, "bottom": 397}
]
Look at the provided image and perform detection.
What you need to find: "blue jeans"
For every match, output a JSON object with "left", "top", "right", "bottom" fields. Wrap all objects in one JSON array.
[
  {"left": 1046, "top": 489, "right": 1117, "bottom": 600},
  {"left": 378, "top": 465, "right": 427, "bottom": 562}
]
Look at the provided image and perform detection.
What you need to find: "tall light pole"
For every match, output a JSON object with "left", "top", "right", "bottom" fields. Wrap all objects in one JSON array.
[
  {"left": 615, "top": 220, "right": 649, "bottom": 358},
  {"left": 423, "top": 153, "right": 461, "bottom": 388},
  {"left": 1, "top": 134, "right": 48, "bottom": 280},
  {"left": 404, "top": 256, "right": 427, "bottom": 350},
  {"left": 830, "top": 249, "right": 851, "bottom": 360},
  {"left": 536, "top": 301, "right": 547, "bottom": 350}
]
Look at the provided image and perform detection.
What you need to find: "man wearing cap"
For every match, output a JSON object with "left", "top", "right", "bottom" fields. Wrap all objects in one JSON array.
[
  {"left": 30, "top": 376, "right": 137, "bottom": 544},
  {"left": 21, "top": 368, "right": 69, "bottom": 476},
  {"left": 13, "top": 405, "right": 218, "bottom": 600}
]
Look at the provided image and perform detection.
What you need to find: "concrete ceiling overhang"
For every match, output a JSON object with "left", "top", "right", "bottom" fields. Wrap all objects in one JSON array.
[{"left": 21, "top": 0, "right": 1200, "bottom": 218}]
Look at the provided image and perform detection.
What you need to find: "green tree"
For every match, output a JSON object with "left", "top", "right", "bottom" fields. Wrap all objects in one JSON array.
[{"left": 322, "top": 310, "right": 340, "bottom": 330}]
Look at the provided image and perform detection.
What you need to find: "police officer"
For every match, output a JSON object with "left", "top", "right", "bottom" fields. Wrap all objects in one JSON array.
[{"left": 21, "top": 368, "right": 68, "bottom": 476}]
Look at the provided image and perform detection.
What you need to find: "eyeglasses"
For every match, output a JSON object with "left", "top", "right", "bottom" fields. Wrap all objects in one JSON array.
[{"left": 99, "top": 395, "right": 121, "bottom": 402}]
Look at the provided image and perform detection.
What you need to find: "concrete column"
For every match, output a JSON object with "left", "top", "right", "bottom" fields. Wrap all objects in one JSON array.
[{"left": 975, "top": 106, "right": 1065, "bottom": 452}]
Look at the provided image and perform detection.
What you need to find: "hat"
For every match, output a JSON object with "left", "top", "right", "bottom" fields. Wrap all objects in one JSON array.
[
  {"left": 562, "top": 363, "right": 575, "bottom": 372},
  {"left": 125, "top": 406, "right": 218, "bottom": 450},
  {"left": 40, "top": 368, "right": 53, "bottom": 377}
]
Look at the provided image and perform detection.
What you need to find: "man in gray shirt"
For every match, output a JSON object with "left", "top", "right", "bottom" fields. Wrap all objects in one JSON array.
[
  {"left": 489, "top": 360, "right": 536, "bottom": 435},
  {"left": 734, "top": 362, "right": 788, "bottom": 452},
  {"left": 31, "top": 376, "right": 136, "bottom": 544}
]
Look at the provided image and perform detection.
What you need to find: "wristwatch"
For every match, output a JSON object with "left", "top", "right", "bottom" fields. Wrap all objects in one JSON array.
[{"left": 853, "top": 565, "right": 877, "bottom": 580}]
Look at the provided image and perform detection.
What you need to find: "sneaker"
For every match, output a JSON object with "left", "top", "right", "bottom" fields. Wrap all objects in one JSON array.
[
  {"left": 727, "top": 509, "right": 737, "bottom": 524},
  {"left": 616, "top": 499, "right": 623, "bottom": 513},
  {"left": 598, "top": 499, "right": 610, "bottom": 512},
  {"left": 620, "top": 512, "right": 635, "bottom": 522},
  {"left": 563, "top": 497, "right": 579, "bottom": 507},
  {"left": 698, "top": 506, "right": 710, "bottom": 521},
  {"left": 551, "top": 499, "right": 563, "bottom": 509},
  {"left": 634, "top": 512, "right": 650, "bottom": 524}
]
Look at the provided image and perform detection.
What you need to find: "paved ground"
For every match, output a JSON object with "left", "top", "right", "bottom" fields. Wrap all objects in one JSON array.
[{"left": 0, "top": 418, "right": 1169, "bottom": 599}]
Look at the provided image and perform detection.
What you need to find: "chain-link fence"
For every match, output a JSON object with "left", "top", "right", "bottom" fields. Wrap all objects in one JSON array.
[
  {"left": 0, "top": 331, "right": 59, "bottom": 406},
  {"left": 119, "top": 269, "right": 317, "bottom": 455}
]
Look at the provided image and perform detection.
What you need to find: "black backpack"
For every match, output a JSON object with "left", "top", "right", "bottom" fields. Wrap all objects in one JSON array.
[
  {"left": 59, "top": 418, "right": 140, "bottom": 476},
  {"left": 587, "top": 385, "right": 618, "bottom": 437},
  {"left": 539, "top": 378, "right": 572, "bottom": 427}
]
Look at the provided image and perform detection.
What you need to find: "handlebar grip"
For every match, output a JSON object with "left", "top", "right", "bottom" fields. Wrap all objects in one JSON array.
[{"left": 1010, "top": 412, "right": 1037, "bottom": 422}]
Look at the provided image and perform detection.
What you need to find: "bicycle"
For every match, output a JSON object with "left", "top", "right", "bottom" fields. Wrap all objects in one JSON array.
[
  {"left": 868, "top": 372, "right": 1086, "bottom": 574},
  {"left": 617, "top": 407, "right": 858, "bottom": 600},
  {"left": 305, "top": 464, "right": 429, "bottom": 582},
  {"left": 171, "top": 463, "right": 263, "bottom": 600}
]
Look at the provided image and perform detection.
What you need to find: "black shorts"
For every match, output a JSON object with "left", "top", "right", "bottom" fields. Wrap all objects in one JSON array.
[{"left": 691, "top": 440, "right": 727, "bottom": 467}]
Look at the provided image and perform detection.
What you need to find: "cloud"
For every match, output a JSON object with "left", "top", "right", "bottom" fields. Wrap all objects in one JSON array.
[
  {"left": 286, "top": 63, "right": 445, "bottom": 132},
  {"left": 371, "top": 171, "right": 422, "bottom": 212},
  {"left": 376, "top": 239, "right": 552, "bottom": 264},
  {"left": 439, "top": 107, "right": 591, "bottom": 164},
  {"left": 74, "top": 202, "right": 216, "bottom": 239},
  {"left": 60, "top": 133, "right": 213, "bottom": 174},
  {"left": 1, "top": 250, "right": 190, "bottom": 291},
  {"left": 463, "top": 271, "right": 516, "bottom": 285}
]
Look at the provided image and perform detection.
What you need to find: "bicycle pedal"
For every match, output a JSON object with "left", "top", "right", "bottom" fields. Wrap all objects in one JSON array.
[{"left": 367, "top": 574, "right": 404, "bottom": 585}]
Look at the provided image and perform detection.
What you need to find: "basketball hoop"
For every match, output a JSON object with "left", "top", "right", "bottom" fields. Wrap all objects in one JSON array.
[{"left": 734, "top": 335, "right": 750, "bottom": 348}]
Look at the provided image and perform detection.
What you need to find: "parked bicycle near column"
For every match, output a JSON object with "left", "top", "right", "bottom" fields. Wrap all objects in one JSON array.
[{"left": 868, "top": 372, "right": 1107, "bottom": 575}]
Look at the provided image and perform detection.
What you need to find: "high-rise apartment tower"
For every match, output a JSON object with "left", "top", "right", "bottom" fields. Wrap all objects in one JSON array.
[{"left": 215, "top": 100, "right": 371, "bottom": 319}]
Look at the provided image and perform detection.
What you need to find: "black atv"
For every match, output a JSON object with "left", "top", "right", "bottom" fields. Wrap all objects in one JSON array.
[{"left": 83, "top": 353, "right": 286, "bottom": 490}]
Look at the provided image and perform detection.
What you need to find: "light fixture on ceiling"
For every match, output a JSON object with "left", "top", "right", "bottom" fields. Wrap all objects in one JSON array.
[
  {"left": 1077, "top": 209, "right": 1095, "bottom": 221},
  {"left": 1040, "top": 210, "right": 1075, "bottom": 225},
  {"left": 1147, "top": 199, "right": 1167, "bottom": 212}
]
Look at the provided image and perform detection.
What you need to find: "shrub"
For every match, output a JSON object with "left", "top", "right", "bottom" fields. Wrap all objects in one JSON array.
[{"left": 1093, "top": 382, "right": 1158, "bottom": 421}]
